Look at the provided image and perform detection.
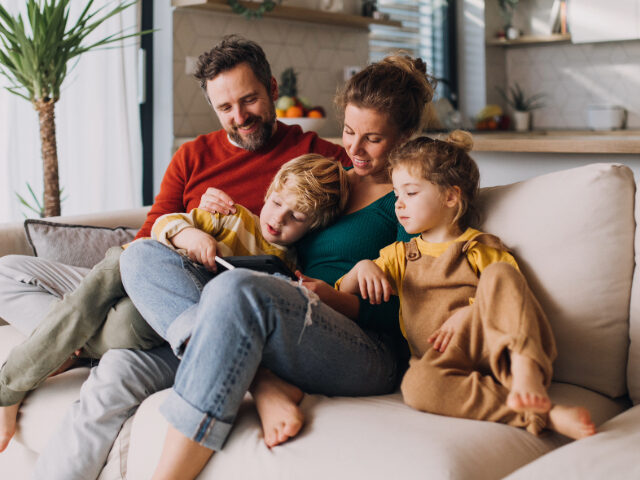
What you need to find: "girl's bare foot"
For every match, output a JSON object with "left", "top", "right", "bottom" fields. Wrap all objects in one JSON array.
[
  {"left": 507, "top": 352, "right": 551, "bottom": 413},
  {"left": 548, "top": 404, "right": 596, "bottom": 439},
  {"left": 0, "top": 403, "right": 20, "bottom": 453},
  {"left": 250, "top": 369, "right": 304, "bottom": 448}
]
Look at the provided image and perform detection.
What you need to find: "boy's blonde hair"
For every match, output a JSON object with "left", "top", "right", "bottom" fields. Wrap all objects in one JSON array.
[
  {"left": 389, "top": 130, "right": 480, "bottom": 229},
  {"left": 265, "top": 154, "right": 349, "bottom": 230}
]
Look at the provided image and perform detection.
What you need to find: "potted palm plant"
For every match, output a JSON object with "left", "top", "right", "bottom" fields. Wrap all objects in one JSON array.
[
  {"left": 497, "top": 83, "right": 545, "bottom": 131},
  {"left": 0, "top": 0, "right": 148, "bottom": 217}
]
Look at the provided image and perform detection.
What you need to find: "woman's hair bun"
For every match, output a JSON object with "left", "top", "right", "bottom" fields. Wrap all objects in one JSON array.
[
  {"left": 446, "top": 130, "right": 473, "bottom": 152},
  {"left": 413, "top": 57, "right": 427, "bottom": 75}
]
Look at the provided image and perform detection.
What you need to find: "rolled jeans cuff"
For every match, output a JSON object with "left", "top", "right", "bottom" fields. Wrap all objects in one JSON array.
[
  {"left": 160, "top": 389, "right": 233, "bottom": 452},
  {"left": 165, "top": 304, "right": 197, "bottom": 357}
]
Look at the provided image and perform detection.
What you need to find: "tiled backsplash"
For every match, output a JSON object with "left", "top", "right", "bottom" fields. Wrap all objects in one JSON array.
[
  {"left": 173, "top": 8, "right": 369, "bottom": 138},
  {"left": 505, "top": 41, "right": 640, "bottom": 129}
]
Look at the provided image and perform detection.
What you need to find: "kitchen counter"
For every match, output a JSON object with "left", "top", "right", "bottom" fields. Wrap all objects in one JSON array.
[
  {"left": 325, "top": 130, "right": 640, "bottom": 154},
  {"left": 175, "top": 130, "right": 640, "bottom": 156}
]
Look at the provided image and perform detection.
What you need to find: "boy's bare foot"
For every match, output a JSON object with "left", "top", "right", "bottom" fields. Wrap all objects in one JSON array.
[
  {"left": 51, "top": 349, "right": 84, "bottom": 377},
  {"left": 548, "top": 404, "right": 596, "bottom": 439},
  {"left": 507, "top": 352, "right": 551, "bottom": 413},
  {"left": 250, "top": 369, "right": 304, "bottom": 448},
  {"left": 0, "top": 403, "right": 21, "bottom": 453}
]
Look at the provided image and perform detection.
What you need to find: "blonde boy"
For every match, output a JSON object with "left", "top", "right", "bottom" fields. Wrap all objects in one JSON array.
[{"left": 0, "top": 154, "right": 347, "bottom": 436}]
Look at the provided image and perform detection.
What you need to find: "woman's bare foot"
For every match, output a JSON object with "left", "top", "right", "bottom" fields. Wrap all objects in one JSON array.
[
  {"left": 0, "top": 403, "right": 21, "bottom": 453},
  {"left": 250, "top": 369, "right": 304, "bottom": 448},
  {"left": 548, "top": 404, "right": 596, "bottom": 439},
  {"left": 507, "top": 352, "right": 551, "bottom": 413}
]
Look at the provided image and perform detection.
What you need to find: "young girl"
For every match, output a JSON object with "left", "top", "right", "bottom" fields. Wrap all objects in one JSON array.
[{"left": 338, "top": 131, "right": 596, "bottom": 440}]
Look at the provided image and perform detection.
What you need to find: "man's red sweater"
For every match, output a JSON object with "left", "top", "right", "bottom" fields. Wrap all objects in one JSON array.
[{"left": 136, "top": 122, "right": 350, "bottom": 239}]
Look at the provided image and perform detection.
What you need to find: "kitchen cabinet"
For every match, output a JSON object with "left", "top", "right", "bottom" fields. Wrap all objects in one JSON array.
[{"left": 569, "top": 0, "right": 639, "bottom": 43}]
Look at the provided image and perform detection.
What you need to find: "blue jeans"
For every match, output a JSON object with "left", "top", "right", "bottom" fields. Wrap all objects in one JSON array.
[{"left": 121, "top": 240, "right": 399, "bottom": 451}]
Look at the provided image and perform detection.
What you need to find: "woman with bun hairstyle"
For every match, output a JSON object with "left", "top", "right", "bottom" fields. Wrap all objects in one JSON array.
[
  {"left": 119, "top": 54, "right": 434, "bottom": 479},
  {"left": 339, "top": 131, "right": 596, "bottom": 440}
]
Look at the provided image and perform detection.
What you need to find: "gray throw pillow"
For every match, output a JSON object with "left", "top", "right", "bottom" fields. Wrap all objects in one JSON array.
[{"left": 24, "top": 219, "right": 138, "bottom": 269}]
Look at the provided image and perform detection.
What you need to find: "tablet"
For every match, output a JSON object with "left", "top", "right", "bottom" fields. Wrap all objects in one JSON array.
[{"left": 215, "top": 255, "right": 297, "bottom": 280}]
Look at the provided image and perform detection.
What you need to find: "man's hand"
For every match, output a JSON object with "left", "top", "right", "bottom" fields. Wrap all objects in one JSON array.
[
  {"left": 428, "top": 305, "right": 471, "bottom": 352},
  {"left": 171, "top": 227, "right": 219, "bottom": 272},
  {"left": 199, "top": 187, "right": 236, "bottom": 215}
]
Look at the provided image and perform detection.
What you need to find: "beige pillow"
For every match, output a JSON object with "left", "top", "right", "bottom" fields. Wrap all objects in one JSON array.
[
  {"left": 477, "top": 163, "right": 634, "bottom": 398},
  {"left": 24, "top": 219, "right": 137, "bottom": 269}
]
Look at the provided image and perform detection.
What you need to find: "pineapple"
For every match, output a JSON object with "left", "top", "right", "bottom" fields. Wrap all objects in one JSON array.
[
  {"left": 276, "top": 66, "right": 324, "bottom": 118},
  {"left": 279, "top": 67, "right": 298, "bottom": 98}
]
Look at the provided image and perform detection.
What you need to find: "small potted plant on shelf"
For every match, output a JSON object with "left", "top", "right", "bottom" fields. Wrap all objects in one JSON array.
[
  {"left": 498, "top": 0, "right": 520, "bottom": 40},
  {"left": 497, "top": 83, "right": 545, "bottom": 131}
]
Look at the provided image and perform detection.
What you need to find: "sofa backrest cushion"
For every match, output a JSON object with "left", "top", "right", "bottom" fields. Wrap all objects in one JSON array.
[
  {"left": 628, "top": 190, "right": 640, "bottom": 405},
  {"left": 477, "top": 163, "right": 635, "bottom": 398}
]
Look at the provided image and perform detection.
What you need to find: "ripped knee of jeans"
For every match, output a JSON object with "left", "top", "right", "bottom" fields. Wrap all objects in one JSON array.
[{"left": 290, "top": 277, "right": 319, "bottom": 344}]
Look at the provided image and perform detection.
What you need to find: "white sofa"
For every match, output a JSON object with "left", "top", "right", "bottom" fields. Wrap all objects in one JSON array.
[{"left": 1, "top": 162, "right": 639, "bottom": 479}]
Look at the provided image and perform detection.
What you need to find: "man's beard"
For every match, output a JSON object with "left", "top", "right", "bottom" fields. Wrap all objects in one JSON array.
[{"left": 227, "top": 107, "right": 276, "bottom": 152}]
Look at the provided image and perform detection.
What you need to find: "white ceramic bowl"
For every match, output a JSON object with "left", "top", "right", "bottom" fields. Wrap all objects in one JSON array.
[{"left": 279, "top": 117, "right": 326, "bottom": 133}]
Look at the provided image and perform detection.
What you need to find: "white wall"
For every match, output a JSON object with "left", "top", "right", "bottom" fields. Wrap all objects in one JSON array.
[
  {"left": 505, "top": 41, "right": 640, "bottom": 130},
  {"left": 172, "top": 8, "right": 369, "bottom": 139},
  {"left": 153, "top": 2, "right": 174, "bottom": 195},
  {"left": 474, "top": 151, "right": 640, "bottom": 187}
]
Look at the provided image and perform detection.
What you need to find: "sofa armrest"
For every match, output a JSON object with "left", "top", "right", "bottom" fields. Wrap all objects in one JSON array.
[
  {"left": 0, "top": 206, "right": 150, "bottom": 258},
  {"left": 0, "top": 222, "right": 31, "bottom": 257}
]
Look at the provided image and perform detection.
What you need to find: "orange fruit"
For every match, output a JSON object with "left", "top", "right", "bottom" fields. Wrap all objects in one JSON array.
[
  {"left": 285, "top": 105, "right": 304, "bottom": 117},
  {"left": 307, "top": 110, "right": 323, "bottom": 118},
  {"left": 276, "top": 108, "right": 286, "bottom": 118}
]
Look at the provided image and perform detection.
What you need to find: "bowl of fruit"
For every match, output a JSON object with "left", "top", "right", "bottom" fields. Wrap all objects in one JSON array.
[{"left": 275, "top": 67, "right": 326, "bottom": 133}]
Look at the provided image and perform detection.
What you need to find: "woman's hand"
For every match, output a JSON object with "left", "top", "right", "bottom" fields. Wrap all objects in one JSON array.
[
  {"left": 199, "top": 187, "right": 236, "bottom": 215},
  {"left": 355, "top": 260, "right": 394, "bottom": 304},
  {"left": 295, "top": 271, "right": 335, "bottom": 300},
  {"left": 295, "top": 271, "right": 360, "bottom": 319},
  {"left": 171, "top": 228, "right": 219, "bottom": 272},
  {"left": 428, "top": 305, "right": 470, "bottom": 352}
]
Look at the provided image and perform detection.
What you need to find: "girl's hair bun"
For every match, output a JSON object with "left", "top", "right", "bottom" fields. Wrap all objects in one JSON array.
[{"left": 446, "top": 130, "right": 473, "bottom": 153}]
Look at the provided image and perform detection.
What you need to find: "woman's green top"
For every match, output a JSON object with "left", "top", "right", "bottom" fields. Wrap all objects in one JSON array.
[{"left": 297, "top": 190, "right": 413, "bottom": 333}]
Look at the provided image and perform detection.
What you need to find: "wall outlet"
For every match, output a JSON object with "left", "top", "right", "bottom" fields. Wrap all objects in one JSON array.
[
  {"left": 185, "top": 56, "right": 198, "bottom": 75},
  {"left": 343, "top": 65, "right": 361, "bottom": 81}
]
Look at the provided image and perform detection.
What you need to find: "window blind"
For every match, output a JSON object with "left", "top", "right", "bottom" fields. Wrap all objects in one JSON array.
[{"left": 369, "top": 0, "right": 456, "bottom": 105}]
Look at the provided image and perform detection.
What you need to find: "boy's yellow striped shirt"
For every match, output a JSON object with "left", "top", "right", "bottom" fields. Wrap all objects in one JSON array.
[{"left": 151, "top": 205, "right": 298, "bottom": 272}]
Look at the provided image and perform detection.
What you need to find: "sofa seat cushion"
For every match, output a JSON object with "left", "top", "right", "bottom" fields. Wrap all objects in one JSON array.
[
  {"left": 15, "top": 367, "right": 91, "bottom": 454},
  {"left": 505, "top": 404, "right": 640, "bottom": 480},
  {"left": 0, "top": 324, "right": 25, "bottom": 363},
  {"left": 125, "top": 382, "right": 626, "bottom": 480},
  {"left": 0, "top": 325, "right": 91, "bottom": 454},
  {"left": 478, "top": 163, "right": 635, "bottom": 398}
]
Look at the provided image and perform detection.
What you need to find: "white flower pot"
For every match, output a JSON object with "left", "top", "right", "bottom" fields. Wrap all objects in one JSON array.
[
  {"left": 514, "top": 111, "right": 530, "bottom": 132},
  {"left": 506, "top": 26, "right": 520, "bottom": 40}
]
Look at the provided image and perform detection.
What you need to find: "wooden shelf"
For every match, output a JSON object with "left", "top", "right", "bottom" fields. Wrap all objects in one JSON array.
[
  {"left": 172, "top": 0, "right": 402, "bottom": 30},
  {"left": 486, "top": 33, "right": 571, "bottom": 47}
]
